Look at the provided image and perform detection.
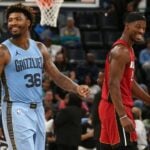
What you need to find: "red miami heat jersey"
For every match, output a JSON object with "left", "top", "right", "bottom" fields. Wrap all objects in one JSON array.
[
  {"left": 101, "top": 39, "right": 135, "bottom": 107},
  {"left": 99, "top": 39, "right": 137, "bottom": 145}
]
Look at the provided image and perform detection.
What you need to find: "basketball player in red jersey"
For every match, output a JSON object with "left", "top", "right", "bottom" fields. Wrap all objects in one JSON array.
[{"left": 98, "top": 12, "right": 150, "bottom": 150}]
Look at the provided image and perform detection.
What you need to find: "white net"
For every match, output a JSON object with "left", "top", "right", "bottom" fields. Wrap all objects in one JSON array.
[{"left": 36, "top": 0, "right": 63, "bottom": 27}]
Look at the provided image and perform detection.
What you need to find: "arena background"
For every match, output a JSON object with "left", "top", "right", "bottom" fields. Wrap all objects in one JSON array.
[{"left": 0, "top": 0, "right": 150, "bottom": 149}]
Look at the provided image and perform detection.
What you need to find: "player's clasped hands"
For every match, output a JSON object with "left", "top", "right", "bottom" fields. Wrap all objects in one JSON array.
[{"left": 77, "top": 85, "right": 90, "bottom": 98}]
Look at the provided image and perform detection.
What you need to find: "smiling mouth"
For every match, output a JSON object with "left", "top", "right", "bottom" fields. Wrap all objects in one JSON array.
[
  {"left": 11, "top": 28, "right": 19, "bottom": 31},
  {"left": 135, "top": 36, "right": 145, "bottom": 44},
  {"left": 136, "top": 35, "right": 144, "bottom": 41}
]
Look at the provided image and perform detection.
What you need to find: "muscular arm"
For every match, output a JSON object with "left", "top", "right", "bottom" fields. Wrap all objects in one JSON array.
[
  {"left": 38, "top": 43, "right": 79, "bottom": 93},
  {"left": 109, "top": 45, "right": 130, "bottom": 117},
  {"left": 0, "top": 45, "right": 9, "bottom": 76},
  {"left": 132, "top": 80, "right": 150, "bottom": 104},
  {"left": 109, "top": 45, "right": 135, "bottom": 132}
]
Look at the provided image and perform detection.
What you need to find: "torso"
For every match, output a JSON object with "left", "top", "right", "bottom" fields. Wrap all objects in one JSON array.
[
  {"left": 1, "top": 39, "right": 44, "bottom": 103},
  {"left": 101, "top": 39, "right": 135, "bottom": 107}
]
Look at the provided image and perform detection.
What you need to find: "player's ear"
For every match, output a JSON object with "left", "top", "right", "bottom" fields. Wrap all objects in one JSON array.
[
  {"left": 125, "top": 22, "right": 129, "bottom": 29},
  {"left": 27, "top": 19, "right": 31, "bottom": 29}
]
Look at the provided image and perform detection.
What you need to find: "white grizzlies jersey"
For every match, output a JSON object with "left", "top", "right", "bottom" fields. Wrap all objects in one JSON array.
[{"left": 2, "top": 39, "right": 43, "bottom": 103}]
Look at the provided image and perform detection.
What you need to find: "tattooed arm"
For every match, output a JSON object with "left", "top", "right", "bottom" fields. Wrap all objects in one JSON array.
[
  {"left": 37, "top": 42, "right": 89, "bottom": 97},
  {"left": 0, "top": 45, "right": 10, "bottom": 76}
]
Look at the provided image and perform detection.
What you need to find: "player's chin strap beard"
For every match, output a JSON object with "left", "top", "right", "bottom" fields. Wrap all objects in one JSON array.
[
  {"left": 134, "top": 37, "right": 145, "bottom": 44},
  {"left": 11, "top": 33, "right": 22, "bottom": 39}
]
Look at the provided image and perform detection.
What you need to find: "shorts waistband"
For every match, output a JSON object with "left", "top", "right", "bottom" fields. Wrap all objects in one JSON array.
[{"left": 7, "top": 101, "right": 43, "bottom": 109}]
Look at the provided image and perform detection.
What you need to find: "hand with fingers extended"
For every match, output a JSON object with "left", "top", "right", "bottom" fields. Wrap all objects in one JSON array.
[
  {"left": 120, "top": 115, "right": 135, "bottom": 133},
  {"left": 77, "top": 85, "right": 90, "bottom": 98}
]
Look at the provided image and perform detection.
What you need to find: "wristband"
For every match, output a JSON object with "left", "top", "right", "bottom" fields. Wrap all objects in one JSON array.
[{"left": 119, "top": 115, "right": 127, "bottom": 120}]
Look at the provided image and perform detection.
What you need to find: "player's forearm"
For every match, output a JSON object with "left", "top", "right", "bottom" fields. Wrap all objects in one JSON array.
[
  {"left": 132, "top": 80, "right": 150, "bottom": 103},
  {"left": 109, "top": 82, "right": 126, "bottom": 117},
  {"left": 54, "top": 73, "right": 79, "bottom": 93},
  {"left": 45, "top": 62, "right": 79, "bottom": 93}
]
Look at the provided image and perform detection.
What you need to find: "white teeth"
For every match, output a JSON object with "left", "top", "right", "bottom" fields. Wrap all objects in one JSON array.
[
  {"left": 12, "top": 27, "right": 18, "bottom": 30},
  {"left": 136, "top": 35, "right": 143, "bottom": 40}
]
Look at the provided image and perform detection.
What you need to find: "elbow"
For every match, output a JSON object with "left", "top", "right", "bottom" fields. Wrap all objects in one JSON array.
[{"left": 109, "top": 81, "right": 115, "bottom": 92}]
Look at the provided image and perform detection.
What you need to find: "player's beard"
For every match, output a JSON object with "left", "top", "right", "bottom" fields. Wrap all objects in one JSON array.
[
  {"left": 134, "top": 37, "right": 145, "bottom": 44},
  {"left": 10, "top": 32, "right": 22, "bottom": 39},
  {"left": 8, "top": 27, "right": 23, "bottom": 39},
  {"left": 133, "top": 34, "right": 145, "bottom": 44}
]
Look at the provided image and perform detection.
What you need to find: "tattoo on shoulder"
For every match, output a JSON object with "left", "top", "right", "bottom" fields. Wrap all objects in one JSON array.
[
  {"left": 0, "top": 45, "right": 8, "bottom": 58},
  {"left": 36, "top": 42, "right": 43, "bottom": 49},
  {"left": 0, "top": 50, "right": 5, "bottom": 58},
  {"left": 36, "top": 42, "right": 52, "bottom": 65}
]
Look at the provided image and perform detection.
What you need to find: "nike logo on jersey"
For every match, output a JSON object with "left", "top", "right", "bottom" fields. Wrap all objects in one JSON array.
[{"left": 15, "top": 51, "right": 21, "bottom": 56}]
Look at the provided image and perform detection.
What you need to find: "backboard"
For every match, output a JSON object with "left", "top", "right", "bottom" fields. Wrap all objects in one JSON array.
[{"left": 0, "top": 0, "right": 100, "bottom": 8}]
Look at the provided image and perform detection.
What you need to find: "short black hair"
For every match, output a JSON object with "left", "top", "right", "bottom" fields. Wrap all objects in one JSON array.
[
  {"left": 6, "top": 3, "right": 33, "bottom": 28},
  {"left": 67, "top": 93, "right": 82, "bottom": 108},
  {"left": 124, "top": 12, "right": 146, "bottom": 23}
]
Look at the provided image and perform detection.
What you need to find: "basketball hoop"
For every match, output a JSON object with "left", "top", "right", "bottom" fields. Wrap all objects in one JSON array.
[{"left": 36, "top": 0, "right": 63, "bottom": 27}]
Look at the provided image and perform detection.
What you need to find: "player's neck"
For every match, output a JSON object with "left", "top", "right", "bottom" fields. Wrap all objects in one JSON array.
[
  {"left": 10, "top": 37, "right": 30, "bottom": 50},
  {"left": 120, "top": 34, "right": 133, "bottom": 47},
  {"left": 10, "top": 31, "right": 31, "bottom": 50}
]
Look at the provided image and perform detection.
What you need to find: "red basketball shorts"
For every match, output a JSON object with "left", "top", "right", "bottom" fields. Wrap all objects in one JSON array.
[{"left": 98, "top": 100, "right": 137, "bottom": 146}]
